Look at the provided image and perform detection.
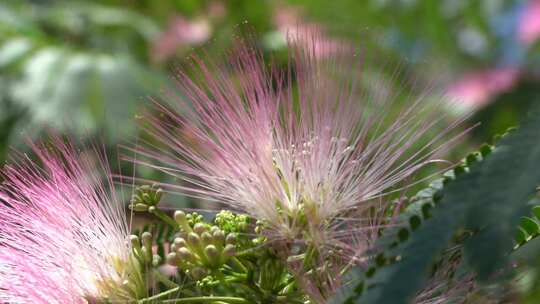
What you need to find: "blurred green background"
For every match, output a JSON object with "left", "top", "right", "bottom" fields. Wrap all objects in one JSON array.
[
  {"left": 2, "top": 0, "right": 539, "bottom": 195},
  {"left": 3, "top": 0, "right": 539, "bottom": 154},
  {"left": 1, "top": 0, "right": 537, "bottom": 147},
  {"left": 0, "top": 2, "right": 538, "bottom": 210},
  {"left": 2, "top": 0, "right": 540, "bottom": 300},
  {"left": 3, "top": 0, "right": 540, "bottom": 202}
]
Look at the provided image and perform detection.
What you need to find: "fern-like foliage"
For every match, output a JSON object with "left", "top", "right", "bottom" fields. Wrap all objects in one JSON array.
[
  {"left": 330, "top": 147, "right": 487, "bottom": 304},
  {"left": 333, "top": 107, "right": 540, "bottom": 304},
  {"left": 515, "top": 200, "right": 540, "bottom": 248}
]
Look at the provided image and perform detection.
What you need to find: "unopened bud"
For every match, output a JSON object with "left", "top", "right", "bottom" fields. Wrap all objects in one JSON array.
[
  {"left": 223, "top": 244, "right": 236, "bottom": 257},
  {"left": 188, "top": 232, "right": 201, "bottom": 247},
  {"left": 178, "top": 247, "right": 194, "bottom": 262},
  {"left": 204, "top": 245, "right": 220, "bottom": 260},
  {"left": 193, "top": 223, "right": 207, "bottom": 234},
  {"left": 166, "top": 252, "right": 179, "bottom": 265},
  {"left": 148, "top": 206, "right": 156, "bottom": 213},
  {"left": 238, "top": 222, "right": 248, "bottom": 231},
  {"left": 174, "top": 237, "right": 187, "bottom": 248},
  {"left": 191, "top": 267, "right": 206, "bottom": 280},
  {"left": 174, "top": 210, "right": 191, "bottom": 232},
  {"left": 152, "top": 254, "right": 162, "bottom": 266},
  {"left": 131, "top": 203, "right": 148, "bottom": 212},
  {"left": 252, "top": 237, "right": 263, "bottom": 245},
  {"left": 174, "top": 210, "right": 186, "bottom": 223},
  {"left": 141, "top": 232, "right": 152, "bottom": 248},
  {"left": 130, "top": 235, "right": 141, "bottom": 249},
  {"left": 201, "top": 232, "right": 213, "bottom": 244},
  {"left": 225, "top": 233, "right": 237, "bottom": 245},
  {"left": 213, "top": 230, "right": 225, "bottom": 244},
  {"left": 154, "top": 188, "right": 163, "bottom": 201}
]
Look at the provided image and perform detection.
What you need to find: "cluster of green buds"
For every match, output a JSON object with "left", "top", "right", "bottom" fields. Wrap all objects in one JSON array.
[
  {"left": 214, "top": 210, "right": 249, "bottom": 233},
  {"left": 89, "top": 233, "right": 156, "bottom": 302},
  {"left": 166, "top": 210, "right": 239, "bottom": 279},
  {"left": 196, "top": 275, "right": 220, "bottom": 290},
  {"left": 129, "top": 184, "right": 163, "bottom": 212},
  {"left": 130, "top": 231, "right": 161, "bottom": 267}
]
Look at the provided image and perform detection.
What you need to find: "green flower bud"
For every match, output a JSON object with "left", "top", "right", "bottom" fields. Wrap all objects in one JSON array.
[
  {"left": 223, "top": 244, "right": 236, "bottom": 257},
  {"left": 130, "top": 235, "right": 141, "bottom": 249},
  {"left": 178, "top": 247, "right": 195, "bottom": 262},
  {"left": 152, "top": 254, "right": 162, "bottom": 266},
  {"left": 187, "top": 212, "right": 204, "bottom": 226},
  {"left": 142, "top": 246, "right": 152, "bottom": 261},
  {"left": 252, "top": 237, "right": 264, "bottom": 246},
  {"left": 188, "top": 232, "right": 201, "bottom": 247},
  {"left": 174, "top": 210, "right": 186, "bottom": 223},
  {"left": 148, "top": 206, "right": 156, "bottom": 213},
  {"left": 174, "top": 210, "right": 192, "bottom": 232},
  {"left": 193, "top": 223, "right": 207, "bottom": 235},
  {"left": 225, "top": 233, "right": 237, "bottom": 245},
  {"left": 174, "top": 237, "right": 187, "bottom": 248},
  {"left": 201, "top": 232, "right": 213, "bottom": 245},
  {"left": 154, "top": 188, "right": 163, "bottom": 201},
  {"left": 130, "top": 195, "right": 141, "bottom": 204},
  {"left": 131, "top": 184, "right": 163, "bottom": 207},
  {"left": 166, "top": 252, "right": 179, "bottom": 265},
  {"left": 238, "top": 222, "right": 248, "bottom": 232},
  {"left": 210, "top": 226, "right": 220, "bottom": 234},
  {"left": 141, "top": 232, "right": 152, "bottom": 248},
  {"left": 130, "top": 203, "right": 148, "bottom": 212},
  {"left": 191, "top": 267, "right": 206, "bottom": 280},
  {"left": 212, "top": 230, "right": 225, "bottom": 244},
  {"left": 204, "top": 245, "right": 220, "bottom": 260}
]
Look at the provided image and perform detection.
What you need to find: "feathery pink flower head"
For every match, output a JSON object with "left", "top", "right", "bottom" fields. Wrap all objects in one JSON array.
[
  {"left": 135, "top": 34, "right": 466, "bottom": 253},
  {"left": 0, "top": 138, "right": 138, "bottom": 303}
]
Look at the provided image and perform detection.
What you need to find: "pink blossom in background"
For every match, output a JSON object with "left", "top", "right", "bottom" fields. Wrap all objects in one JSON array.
[
  {"left": 273, "top": 5, "right": 349, "bottom": 58},
  {"left": 207, "top": 1, "right": 226, "bottom": 20},
  {"left": 447, "top": 67, "right": 519, "bottom": 112},
  {"left": 0, "top": 139, "right": 134, "bottom": 303},
  {"left": 152, "top": 16, "right": 212, "bottom": 63},
  {"left": 519, "top": 0, "right": 540, "bottom": 45}
]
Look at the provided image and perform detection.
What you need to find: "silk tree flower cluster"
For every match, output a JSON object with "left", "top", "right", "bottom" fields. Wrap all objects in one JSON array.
[
  {"left": 0, "top": 35, "right": 473, "bottom": 304},
  {"left": 133, "top": 36, "right": 468, "bottom": 301},
  {"left": 0, "top": 138, "right": 146, "bottom": 303}
]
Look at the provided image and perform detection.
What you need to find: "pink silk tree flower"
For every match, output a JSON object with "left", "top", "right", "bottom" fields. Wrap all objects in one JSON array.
[
  {"left": 519, "top": 0, "right": 540, "bottom": 45},
  {"left": 0, "top": 138, "right": 143, "bottom": 303},
  {"left": 446, "top": 67, "right": 519, "bottom": 113},
  {"left": 272, "top": 5, "right": 347, "bottom": 58},
  {"left": 135, "top": 35, "right": 466, "bottom": 245},
  {"left": 151, "top": 15, "right": 212, "bottom": 63},
  {"left": 133, "top": 35, "right": 467, "bottom": 300}
]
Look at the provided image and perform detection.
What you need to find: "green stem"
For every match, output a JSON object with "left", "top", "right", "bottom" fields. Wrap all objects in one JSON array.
[
  {"left": 138, "top": 287, "right": 249, "bottom": 304},
  {"left": 138, "top": 287, "right": 181, "bottom": 303},
  {"left": 150, "top": 207, "right": 178, "bottom": 229},
  {"left": 229, "top": 257, "right": 248, "bottom": 273},
  {"left": 161, "top": 296, "right": 250, "bottom": 303},
  {"left": 235, "top": 248, "right": 259, "bottom": 257}
]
